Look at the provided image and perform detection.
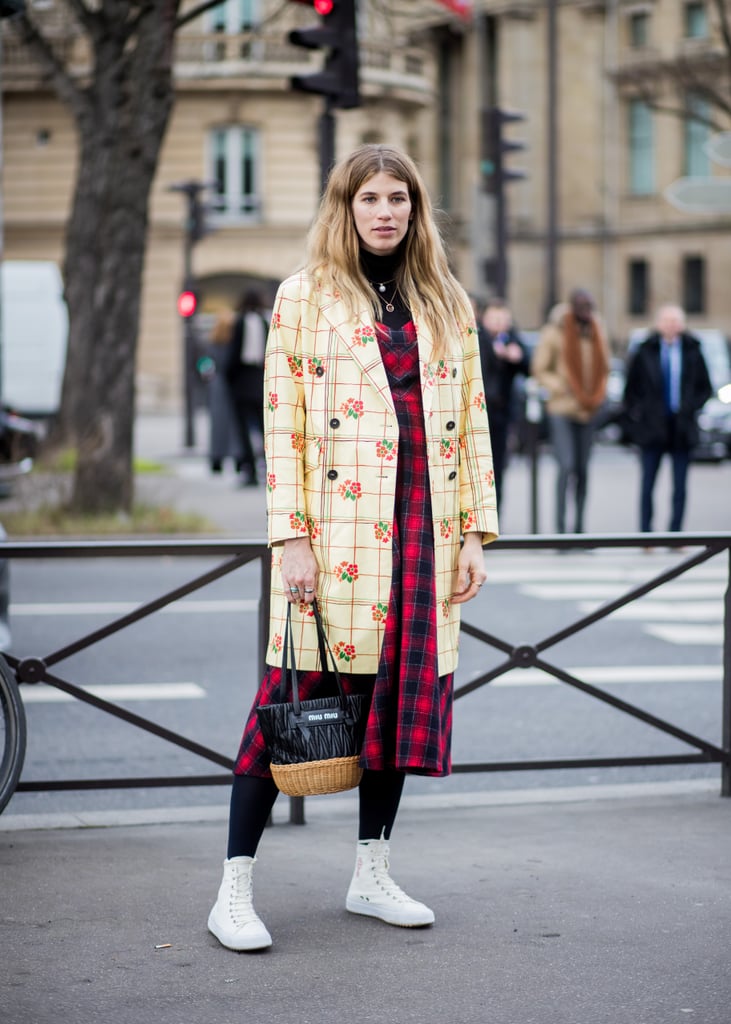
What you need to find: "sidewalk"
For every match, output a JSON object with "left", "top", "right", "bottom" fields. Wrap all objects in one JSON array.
[
  {"left": 131, "top": 410, "right": 731, "bottom": 538},
  {"left": 2, "top": 782, "right": 730, "bottom": 1024}
]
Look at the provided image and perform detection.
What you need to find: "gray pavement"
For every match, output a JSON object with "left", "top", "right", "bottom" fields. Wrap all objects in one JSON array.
[
  {"left": 2, "top": 412, "right": 731, "bottom": 1023},
  {"left": 2, "top": 782, "right": 730, "bottom": 1024}
]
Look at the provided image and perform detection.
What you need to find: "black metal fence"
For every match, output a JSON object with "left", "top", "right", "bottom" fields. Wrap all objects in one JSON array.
[{"left": 3, "top": 532, "right": 730, "bottom": 820}]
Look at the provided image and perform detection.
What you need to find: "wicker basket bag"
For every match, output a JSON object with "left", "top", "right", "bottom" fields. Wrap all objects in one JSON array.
[{"left": 256, "top": 603, "right": 369, "bottom": 797}]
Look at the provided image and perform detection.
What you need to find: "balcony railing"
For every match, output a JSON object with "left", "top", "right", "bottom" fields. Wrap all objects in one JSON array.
[{"left": 1, "top": 28, "right": 433, "bottom": 102}]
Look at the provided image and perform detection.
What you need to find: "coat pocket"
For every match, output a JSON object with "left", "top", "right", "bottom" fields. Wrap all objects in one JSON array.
[{"left": 304, "top": 436, "right": 324, "bottom": 474}]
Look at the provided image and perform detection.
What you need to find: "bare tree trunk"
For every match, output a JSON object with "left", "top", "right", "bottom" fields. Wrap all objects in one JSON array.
[{"left": 13, "top": 5, "right": 178, "bottom": 512}]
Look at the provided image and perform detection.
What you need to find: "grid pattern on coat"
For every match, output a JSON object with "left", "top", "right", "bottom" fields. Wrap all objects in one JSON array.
[
  {"left": 235, "top": 322, "right": 453, "bottom": 779},
  {"left": 261, "top": 271, "right": 498, "bottom": 676}
]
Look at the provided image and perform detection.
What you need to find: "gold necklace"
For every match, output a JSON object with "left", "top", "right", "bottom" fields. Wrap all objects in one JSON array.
[{"left": 371, "top": 279, "right": 399, "bottom": 313}]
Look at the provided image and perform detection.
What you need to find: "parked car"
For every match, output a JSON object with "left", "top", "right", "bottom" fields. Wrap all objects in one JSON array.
[
  {"left": 0, "top": 406, "right": 43, "bottom": 498},
  {"left": 626, "top": 328, "right": 731, "bottom": 461}
]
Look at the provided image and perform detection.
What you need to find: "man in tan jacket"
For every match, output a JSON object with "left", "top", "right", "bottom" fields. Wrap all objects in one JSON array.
[{"left": 531, "top": 289, "right": 610, "bottom": 533}]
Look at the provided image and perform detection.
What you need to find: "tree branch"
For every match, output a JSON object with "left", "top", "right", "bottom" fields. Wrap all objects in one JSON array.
[
  {"left": 711, "top": 0, "right": 731, "bottom": 63},
  {"left": 65, "top": 0, "right": 98, "bottom": 35},
  {"left": 8, "top": 12, "right": 87, "bottom": 118}
]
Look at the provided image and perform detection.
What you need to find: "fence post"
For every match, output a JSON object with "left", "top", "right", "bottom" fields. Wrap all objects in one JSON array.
[{"left": 722, "top": 548, "right": 731, "bottom": 797}]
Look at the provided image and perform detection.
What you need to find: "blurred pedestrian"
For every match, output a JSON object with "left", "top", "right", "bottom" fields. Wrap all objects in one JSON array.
[
  {"left": 207, "top": 143, "right": 498, "bottom": 953},
  {"left": 225, "top": 290, "right": 268, "bottom": 486},
  {"left": 622, "top": 304, "right": 712, "bottom": 534},
  {"left": 531, "top": 289, "right": 610, "bottom": 533},
  {"left": 205, "top": 309, "right": 243, "bottom": 474},
  {"left": 477, "top": 298, "right": 530, "bottom": 512}
]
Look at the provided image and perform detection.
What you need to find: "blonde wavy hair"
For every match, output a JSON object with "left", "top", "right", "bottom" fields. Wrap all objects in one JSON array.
[{"left": 305, "top": 144, "right": 473, "bottom": 359}]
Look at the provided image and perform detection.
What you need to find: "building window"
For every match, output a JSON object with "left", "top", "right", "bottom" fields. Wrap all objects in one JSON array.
[
  {"left": 684, "top": 93, "right": 710, "bottom": 176},
  {"left": 684, "top": 2, "right": 708, "bottom": 38},
  {"left": 210, "top": 0, "right": 259, "bottom": 32},
  {"left": 683, "top": 255, "right": 705, "bottom": 314},
  {"left": 207, "top": 0, "right": 259, "bottom": 58},
  {"left": 628, "top": 259, "right": 649, "bottom": 316},
  {"left": 629, "top": 12, "right": 650, "bottom": 48},
  {"left": 628, "top": 100, "right": 654, "bottom": 195},
  {"left": 209, "top": 127, "right": 261, "bottom": 221}
]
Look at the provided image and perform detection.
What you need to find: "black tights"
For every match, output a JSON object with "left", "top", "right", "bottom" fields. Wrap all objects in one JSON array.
[{"left": 227, "top": 768, "right": 406, "bottom": 859}]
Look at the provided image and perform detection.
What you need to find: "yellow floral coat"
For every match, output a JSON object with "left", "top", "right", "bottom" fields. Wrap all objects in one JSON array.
[{"left": 264, "top": 271, "right": 499, "bottom": 675}]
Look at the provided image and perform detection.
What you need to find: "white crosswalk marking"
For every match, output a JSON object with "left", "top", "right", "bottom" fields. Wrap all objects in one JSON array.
[
  {"left": 21, "top": 682, "right": 206, "bottom": 704},
  {"left": 498, "top": 554, "right": 727, "bottom": 649},
  {"left": 522, "top": 582, "right": 724, "bottom": 601},
  {"left": 477, "top": 664, "right": 721, "bottom": 687},
  {"left": 578, "top": 600, "right": 722, "bottom": 621},
  {"left": 10, "top": 599, "right": 258, "bottom": 616},
  {"left": 644, "top": 625, "right": 723, "bottom": 646}
]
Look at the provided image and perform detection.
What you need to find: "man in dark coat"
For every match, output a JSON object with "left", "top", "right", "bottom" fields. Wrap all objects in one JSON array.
[
  {"left": 477, "top": 299, "right": 530, "bottom": 513},
  {"left": 623, "top": 304, "right": 712, "bottom": 533}
]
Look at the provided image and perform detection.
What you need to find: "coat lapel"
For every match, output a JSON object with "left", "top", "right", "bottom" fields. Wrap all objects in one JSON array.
[
  {"left": 318, "top": 292, "right": 395, "bottom": 415},
  {"left": 317, "top": 290, "right": 443, "bottom": 419}
]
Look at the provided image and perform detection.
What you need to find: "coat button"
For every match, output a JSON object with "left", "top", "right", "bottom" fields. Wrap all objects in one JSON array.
[
  {"left": 327, "top": 469, "right": 338, "bottom": 480},
  {"left": 452, "top": 368, "right": 458, "bottom": 378},
  {"left": 329, "top": 418, "right": 340, "bottom": 429},
  {"left": 315, "top": 366, "right": 325, "bottom": 377},
  {"left": 446, "top": 420, "right": 455, "bottom": 430},
  {"left": 448, "top": 470, "right": 457, "bottom": 480}
]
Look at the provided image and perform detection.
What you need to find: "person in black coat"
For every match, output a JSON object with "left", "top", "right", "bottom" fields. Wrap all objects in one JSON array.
[
  {"left": 224, "top": 290, "right": 268, "bottom": 486},
  {"left": 477, "top": 299, "right": 530, "bottom": 513},
  {"left": 623, "top": 305, "right": 712, "bottom": 533}
]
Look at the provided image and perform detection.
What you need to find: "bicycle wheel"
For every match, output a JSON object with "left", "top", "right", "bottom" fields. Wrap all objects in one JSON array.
[{"left": 0, "top": 655, "right": 26, "bottom": 814}]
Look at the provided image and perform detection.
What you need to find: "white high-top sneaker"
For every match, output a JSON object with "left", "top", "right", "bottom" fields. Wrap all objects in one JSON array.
[
  {"left": 346, "top": 838, "right": 435, "bottom": 927},
  {"left": 207, "top": 856, "right": 273, "bottom": 951}
]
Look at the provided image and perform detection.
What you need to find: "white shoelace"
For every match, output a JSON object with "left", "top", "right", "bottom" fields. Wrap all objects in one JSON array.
[{"left": 228, "top": 872, "right": 260, "bottom": 926}]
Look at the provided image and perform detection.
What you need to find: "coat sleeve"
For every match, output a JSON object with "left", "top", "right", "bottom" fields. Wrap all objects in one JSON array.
[
  {"left": 458, "top": 324, "right": 499, "bottom": 545},
  {"left": 531, "top": 324, "right": 564, "bottom": 399},
  {"left": 263, "top": 276, "right": 310, "bottom": 546},
  {"left": 689, "top": 341, "right": 713, "bottom": 413}
]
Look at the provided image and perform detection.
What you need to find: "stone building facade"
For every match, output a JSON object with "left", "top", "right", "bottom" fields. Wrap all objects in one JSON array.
[{"left": 2, "top": 0, "right": 729, "bottom": 410}]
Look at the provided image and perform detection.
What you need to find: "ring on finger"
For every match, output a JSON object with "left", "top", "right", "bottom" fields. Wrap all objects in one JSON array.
[
  {"left": 289, "top": 586, "right": 299, "bottom": 593},
  {"left": 304, "top": 588, "right": 315, "bottom": 594}
]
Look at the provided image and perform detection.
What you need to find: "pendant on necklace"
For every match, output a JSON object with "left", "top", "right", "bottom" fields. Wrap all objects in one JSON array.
[
  {"left": 378, "top": 282, "right": 386, "bottom": 293},
  {"left": 385, "top": 300, "right": 395, "bottom": 312}
]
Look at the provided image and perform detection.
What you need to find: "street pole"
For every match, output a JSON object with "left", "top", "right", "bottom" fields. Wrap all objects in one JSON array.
[
  {"left": 319, "top": 98, "right": 335, "bottom": 196},
  {"left": 545, "top": 0, "right": 559, "bottom": 316},
  {"left": 169, "top": 180, "right": 211, "bottom": 449},
  {"left": 182, "top": 225, "right": 195, "bottom": 450}
]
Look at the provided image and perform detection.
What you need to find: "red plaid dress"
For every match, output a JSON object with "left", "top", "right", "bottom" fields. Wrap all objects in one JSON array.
[{"left": 234, "top": 321, "right": 453, "bottom": 778}]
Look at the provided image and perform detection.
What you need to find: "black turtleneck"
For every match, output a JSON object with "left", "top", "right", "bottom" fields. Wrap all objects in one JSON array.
[{"left": 359, "top": 246, "right": 412, "bottom": 331}]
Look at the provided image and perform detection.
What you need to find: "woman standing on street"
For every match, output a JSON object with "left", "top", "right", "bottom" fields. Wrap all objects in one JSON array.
[{"left": 207, "top": 144, "right": 499, "bottom": 952}]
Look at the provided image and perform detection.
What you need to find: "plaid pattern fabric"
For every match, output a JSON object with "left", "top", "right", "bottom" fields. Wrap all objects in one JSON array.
[
  {"left": 362, "top": 323, "right": 452, "bottom": 775},
  {"left": 235, "top": 322, "right": 452, "bottom": 778}
]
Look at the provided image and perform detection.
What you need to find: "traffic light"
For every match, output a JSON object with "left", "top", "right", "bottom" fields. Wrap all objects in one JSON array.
[
  {"left": 480, "top": 109, "right": 527, "bottom": 299},
  {"left": 189, "top": 193, "right": 207, "bottom": 244},
  {"left": 481, "top": 108, "right": 527, "bottom": 195},
  {"left": 288, "top": 0, "right": 360, "bottom": 109},
  {"left": 177, "top": 288, "right": 197, "bottom": 318}
]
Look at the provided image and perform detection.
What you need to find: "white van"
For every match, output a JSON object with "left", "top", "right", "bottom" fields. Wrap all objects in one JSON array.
[{"left": 1, "top": 260, "right": 69, "bottom": 417}]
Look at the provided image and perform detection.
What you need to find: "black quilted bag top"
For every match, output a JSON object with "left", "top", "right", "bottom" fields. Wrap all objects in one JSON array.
[{"left": 256, "top": 602, "right": 369, "bottom": 795}]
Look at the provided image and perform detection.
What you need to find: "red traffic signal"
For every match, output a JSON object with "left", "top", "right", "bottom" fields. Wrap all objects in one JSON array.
[
  {"left": 289, "top": 0, "right": 333, "bottom": 10},
  {"left": 288, "top": 0, "right": 360, "bottom": 109},
  {"left": 177, "top": 290, "right": 197, "bottom": 318}
]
